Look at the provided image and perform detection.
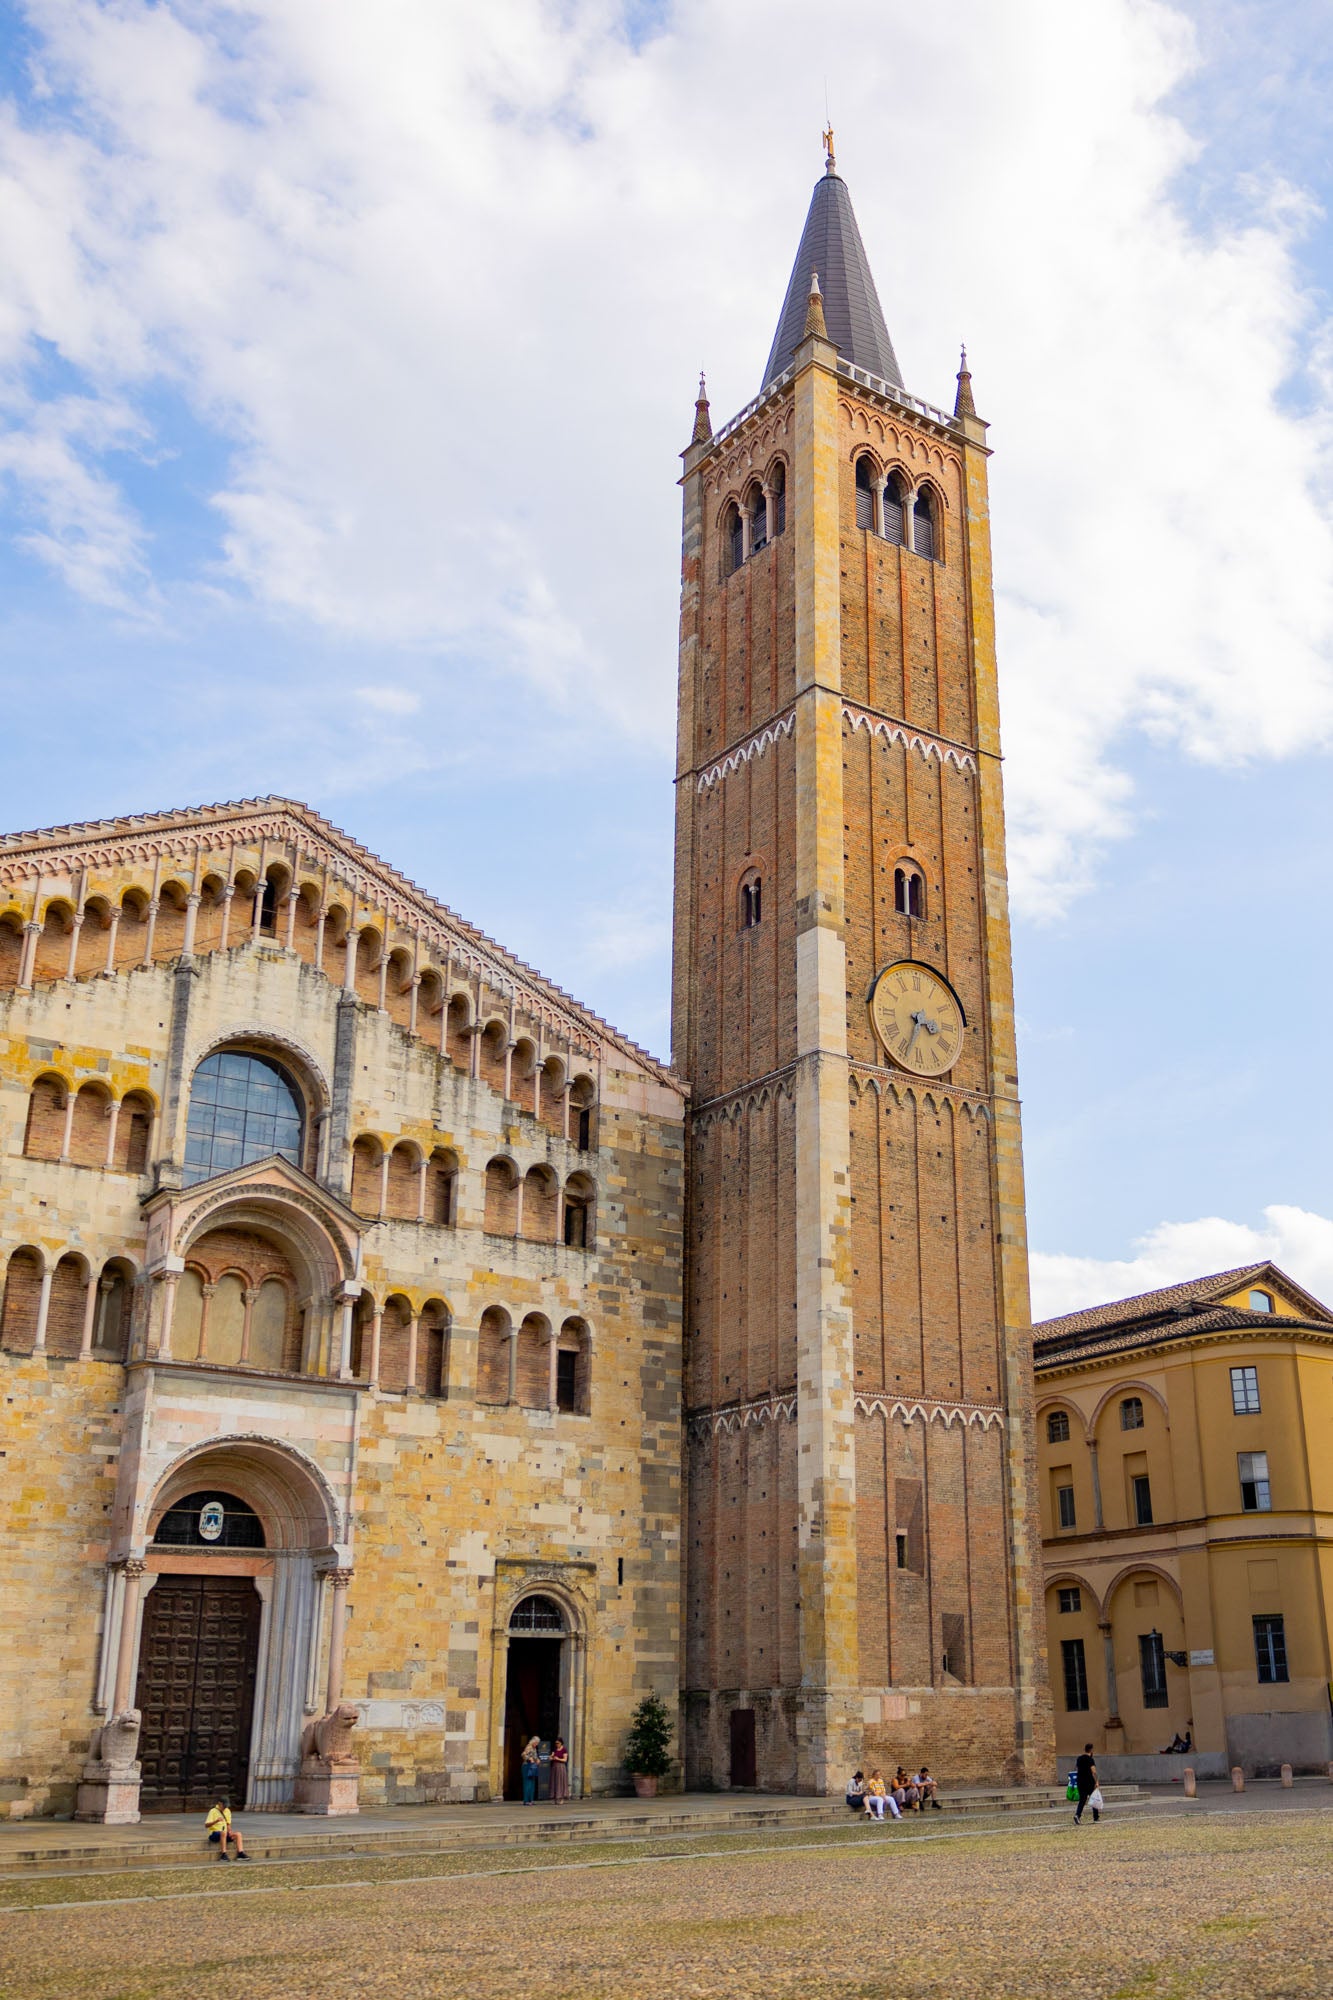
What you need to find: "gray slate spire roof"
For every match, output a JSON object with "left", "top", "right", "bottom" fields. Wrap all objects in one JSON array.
[{"left": 761, "top": 159, "right": 903, "bottom": 391}]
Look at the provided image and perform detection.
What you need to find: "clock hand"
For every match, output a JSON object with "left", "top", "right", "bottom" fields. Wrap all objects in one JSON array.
[{"left": 903, "top": 1011, "right": 927, "bottom": 1060}]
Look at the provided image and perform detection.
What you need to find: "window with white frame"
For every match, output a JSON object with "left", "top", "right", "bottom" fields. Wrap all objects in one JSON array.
[
  {"left": 1230, "top": 1365, "right": 1260, "bottom": 1414},
  {"left": 1238, "top": 1451, "right": 1271, "bottom": 1512}
]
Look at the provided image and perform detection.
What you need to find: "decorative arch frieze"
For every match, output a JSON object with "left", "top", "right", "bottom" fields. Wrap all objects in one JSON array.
[
  {"left": 696, "top": 710, "right": 796, "bottom": 792},
  {"left": 854, "top": 1392, "right": 1004, "bottom": 1431},
  {"left": 841, "top": 701, "right": 977, "bottom": 773}
]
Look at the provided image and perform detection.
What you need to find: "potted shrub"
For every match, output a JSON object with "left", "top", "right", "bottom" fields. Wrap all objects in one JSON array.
[{"left": 623, "top": 1693, "right": 673, "bottom": 1798}]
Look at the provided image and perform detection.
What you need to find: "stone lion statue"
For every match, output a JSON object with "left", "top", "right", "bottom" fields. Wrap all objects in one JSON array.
[
  {"left": 300, "top": 1703, "right": 359, "bottom": 1770},
  {"left": 90, "top": 1710, "right": 141, "bottom": 1772}
]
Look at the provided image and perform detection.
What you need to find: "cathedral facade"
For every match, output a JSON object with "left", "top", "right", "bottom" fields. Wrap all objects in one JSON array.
[
  {"left": 0, "top": 147, "right": 1050, "bottom": 1820},
  {"left": 0, "top": 799, "right": 683, "bottom": 1818}
]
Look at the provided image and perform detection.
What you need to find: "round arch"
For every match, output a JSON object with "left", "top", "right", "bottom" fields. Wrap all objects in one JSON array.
[
  {"left": 1088, "top": 1378, "right": 1169, "bottom": 1434},
  {"left": 143, "top": 1433, "right": 343, "bottom": 1554}
]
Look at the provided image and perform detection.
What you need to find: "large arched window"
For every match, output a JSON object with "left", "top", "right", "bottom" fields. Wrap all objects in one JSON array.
[{"left": 183, "top": 1049, "right": 304, "bottom": 1186}]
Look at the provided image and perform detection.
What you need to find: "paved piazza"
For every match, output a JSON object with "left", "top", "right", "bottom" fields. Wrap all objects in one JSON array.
[{"left": 0, "top": 1795, "right": 1330, "bottom": 1998}]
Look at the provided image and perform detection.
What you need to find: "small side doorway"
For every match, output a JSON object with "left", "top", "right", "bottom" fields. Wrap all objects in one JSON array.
[
  {"left": 502, "top": 1595, "right": 566, "bottom": 1800},
  {"left": 729, "top": 1706, "right": 757, "bottom": 1788},
  {"left": 135, "top": 1575, "right": 261, "bottom": 1812}
]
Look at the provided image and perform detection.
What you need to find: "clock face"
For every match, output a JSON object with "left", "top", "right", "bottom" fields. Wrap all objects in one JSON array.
[{"left": 869, "top": 961, "right": 964, "bottom": 1077}]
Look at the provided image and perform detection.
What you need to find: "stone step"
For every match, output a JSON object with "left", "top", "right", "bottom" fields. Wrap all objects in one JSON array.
[{"left": 0, "top": 1785, "right": 1149, "bottom": 1878}]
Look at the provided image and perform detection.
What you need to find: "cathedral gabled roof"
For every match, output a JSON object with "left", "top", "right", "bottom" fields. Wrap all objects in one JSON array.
[{"left": 761, "top": 157, "right": 903, "bottom": 391}]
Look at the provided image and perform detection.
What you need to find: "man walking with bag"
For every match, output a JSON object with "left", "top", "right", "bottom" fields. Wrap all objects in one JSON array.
[{"left": 1073, "top": 1744, "right": 1102, "bottom": 1826}]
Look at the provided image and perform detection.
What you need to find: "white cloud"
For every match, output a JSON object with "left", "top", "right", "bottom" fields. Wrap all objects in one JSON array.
[
  {"left": 0, "top": 0, "right": 1328, "bottom": 904},
  {"left": 354, "top": 685, "right": 420, "bottom": 716},
  {"left": 1029, "top": 1204, "right": 1333, "bottom": 1321}
]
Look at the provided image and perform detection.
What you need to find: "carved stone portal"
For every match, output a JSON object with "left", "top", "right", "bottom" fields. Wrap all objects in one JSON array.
[
  {"left": 294, "top": 1702, "right": 360, "bottom": 1816},
  {"left": 75, "top": 1708, "right": 143, "bottom": 1824}
]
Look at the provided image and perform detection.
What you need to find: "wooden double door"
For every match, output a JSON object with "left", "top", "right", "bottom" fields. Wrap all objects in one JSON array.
[{"left": 135, "top": 1575, "right": 261, "bottom": 1813}]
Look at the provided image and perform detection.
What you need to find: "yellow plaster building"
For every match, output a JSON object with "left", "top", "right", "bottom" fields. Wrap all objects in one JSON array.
[{"left": 1035, "top": 1264, "right": 1333, "bottom": 1778}]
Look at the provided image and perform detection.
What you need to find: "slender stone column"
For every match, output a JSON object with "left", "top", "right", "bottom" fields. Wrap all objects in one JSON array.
[
  {"left": 112, "top": 1560, "right": 148, "bottom": 1715},
  {"left": 507, "top": 1327, "right": 518, "bottom": 1405},
  {"left": 408, "top": 972, "right": 420, "bottom": 1036},
  {"left": 102, "top": 910, "right": 120, "bottom": 975},
  {"left": 325, "top": 1570, "right": 353, "bottom": 1711},
  {"left": 18, "top": 919, "right": 40, "bottom": 991},
  {"left": 903, "top": 487, "right": 918, "bottom": 554},
  {"left": 1100, "top": 1622, "right": 1121, "bottom": 1727},
  {"left": 1087, "top": 1441, "right": 1105, "bottom": 1529},
  {"left": 60, "top": 1090, "right": 76, "bottom": 1161},
  {"left": 378, "top": 1152, "right": 389, "bottom": 1219},
  {"left": 182, "top": 892, "right": 200, "bottom": 958},
  {"left": 79, "top": 1273, "right": 99, "bottom": 1359},
  {"left": 32, "top": 1265, "right": 54, "bottom": 1353},
  {"left": 240, "top": 1286, "right": 258, "bottom": 1363},
  {"left": 416, "top": 1159, "right": 428, "bottom": 1222},
  {"left": 405, "top": 1313, "right": 419, "bottom": 1394},
  {"left": 142, "top": 898, "right": 159, "bottom": 967},
  {"left": 219, "top": 883, "right": 234, "bottom": 950},
  {"left": 157, "top": 1270, "right": 180, "bottom": 1360},
  {"left": 368, "top": 1306, "right": 382, "bottom": 1386},
  {"left": 338, "top": 1298, "right": 355, "bottom": 1381},
  {"left": 65, "top": 914, "right": 83, "bottom": 980}
]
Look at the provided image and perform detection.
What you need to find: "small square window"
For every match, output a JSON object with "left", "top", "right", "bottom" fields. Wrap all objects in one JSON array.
[
  {"left": 1230, "top": 1365, "right": 1260, "bottom": 1414},
  {"left": 1058, "top": 1586, "right": 1081, "bottom": 1614},
  {"left": 1239, "top": 1451, "right": 1271, "bottom": 1512},
  {"left": 1120, "top": 1397, "right": 1144, "bottom": 1431},
  {"left": 1047, "top": 1410, "right": 1070, "bottom": 1444}
]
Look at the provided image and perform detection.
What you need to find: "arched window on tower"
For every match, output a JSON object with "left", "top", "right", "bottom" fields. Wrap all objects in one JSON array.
[
  {"left": 724, "top": 502, "right": 744, "bottom": 576},
  {"left": 883, "top": 472, "right": 905, "bottom": 546},
  {"left": 913, "top": 484, "right": 937, "bottom": 562},
  {"left": 893, "top": 864, "right": 925, "bottom": 919},
  {"left": 739, "top": 869, "right": 762, "bottom": 931},
  {"left": 748, "top": 484, "right": 768, "bottom": 554},
  {"left": 768, "top": 461, "right": 786, "bottom": 536},
  {"left": 854, "top": 457, "right": 876, "bottom": 531}
]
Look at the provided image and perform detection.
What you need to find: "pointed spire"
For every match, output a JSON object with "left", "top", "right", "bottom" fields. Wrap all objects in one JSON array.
[
  {"left": 691, "top": 370, "right": 712, "bottom": 445},
  {"left": 761, "top": 147, "right": 903, "bottom": 390},
  {"left": 803, "top": 271, "right": 828, "bottom": 342},
  {"left": 953, "top": 344, "right": 976, "bottom": 420}
]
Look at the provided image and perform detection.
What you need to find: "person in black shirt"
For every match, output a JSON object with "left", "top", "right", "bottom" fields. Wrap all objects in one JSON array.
[{"left": 1073, "top": 1744, "right": 1100, "bottom": 1825}]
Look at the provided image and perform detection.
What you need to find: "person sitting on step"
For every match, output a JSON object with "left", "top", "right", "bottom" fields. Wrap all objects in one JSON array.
[
  {"left": 204, "top": 1799, "right": 248, "bottom": 1860},
  {"left": 914, "top": 1766, "right": 941, "bottom": 1809}
]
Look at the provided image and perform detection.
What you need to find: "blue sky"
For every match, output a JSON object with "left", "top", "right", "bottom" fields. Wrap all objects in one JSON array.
[{"left": 1, "top": 0, "right": 1331, "bottom": 1314}]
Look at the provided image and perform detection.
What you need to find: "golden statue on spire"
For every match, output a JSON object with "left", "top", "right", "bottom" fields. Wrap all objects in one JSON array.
[{"left": 823, "top": 125, "right": 836, "bottom": 174}]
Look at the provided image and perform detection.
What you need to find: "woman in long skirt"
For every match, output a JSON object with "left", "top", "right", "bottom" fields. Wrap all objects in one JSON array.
[{"left": 549, "top": 1736, "right": 569, "bottom": 1803}]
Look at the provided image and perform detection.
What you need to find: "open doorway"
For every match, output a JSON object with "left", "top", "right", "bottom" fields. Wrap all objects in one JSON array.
[{"left": 502, "top": 1595, "right": 565, "bottom": 1800}]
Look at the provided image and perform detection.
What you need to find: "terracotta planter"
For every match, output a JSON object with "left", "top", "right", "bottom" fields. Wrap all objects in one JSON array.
[{"left": 631, "top": 1773, "right": 658, "bottom": 1798}]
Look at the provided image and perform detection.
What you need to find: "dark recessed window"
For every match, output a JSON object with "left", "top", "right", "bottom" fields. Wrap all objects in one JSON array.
[
  {"left": 1061, "top": 1637, "right": 1088, "bottom": 1711},
  {"left": 556, "top": 1348, "right": 578, "bottom": 1412},
  {"left": 913, "top": 486, "right": 936, "bottom": 561},
  {"left": 1139, "top": 1631, "right": 1168, "bottom": 1708},
  {"left": 1057, "top": 1484, "right": 1076, "bottom": 1531},
  {"left": 1120, "top": 1397, "right": 1144, "bottom": 1431},
  {"left": 152, "top": 1490, "right": 265, "bottom": 1548},
  {"left": 1047, "top": 1410, "right": 1070, "bottom": 1444},
  {"left": 855, "top": 456, "right": 876, "bottom": 531},
  {"left": 1058, "top": 1586, "right": 1081, "bottom": 1614},
  {"left": 510, "top": 1594, "right": 564, "bottom": 1634},
  {"left": 1254, "top": 1614, "right": 1288, "bottom": 1684},
  {"left": 1132, "top": 1474, "right": 1154, "bottom": 1526},
  {"left": 183, "top": 1049, "right": 303, "bottom": 1186}
]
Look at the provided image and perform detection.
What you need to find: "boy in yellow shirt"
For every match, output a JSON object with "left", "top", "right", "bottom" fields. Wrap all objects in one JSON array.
[{"left": 204, "top": 1800, "right": 248, "bottom": 1860}]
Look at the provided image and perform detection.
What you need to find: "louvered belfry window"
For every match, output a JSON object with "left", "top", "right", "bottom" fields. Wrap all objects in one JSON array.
[
  {"left": 750, "top": 488, "right": 768, "bottom": 552},
  {"left": 727, "top": 505, "right": 744, "bottom": 574},
  {"left": 769, "top": 462, "right": 786, "bottom": 534},
  {"left": 855, "top": 458, "right": 875, "bottom": 531},
  {"left": 914, "top": 487, "right": 935, "bottom": 561},
  {"left": 882, "top": 474, "right": 904, "bottom": 545}
]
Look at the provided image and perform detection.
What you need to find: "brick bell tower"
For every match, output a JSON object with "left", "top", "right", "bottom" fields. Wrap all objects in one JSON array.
[{"left": 673, "top": 136, "right": 1052, "bottom": 1792}]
